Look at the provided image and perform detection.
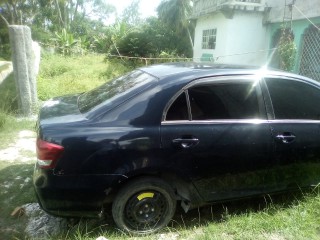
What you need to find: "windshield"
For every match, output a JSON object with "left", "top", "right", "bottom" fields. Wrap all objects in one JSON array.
[{"left": 78, "top": 70, "right": 157, "bottom": 113}]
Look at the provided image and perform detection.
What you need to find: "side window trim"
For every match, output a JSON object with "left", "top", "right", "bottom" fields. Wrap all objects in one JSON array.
[
  {"left": 255, "top": 80, "right": 268, "bottom": 120},
  {"left": 185, "top": 90, "right": 192, "bottom": 121},
  {"left": 260, "top": 78, "right": 275, "bottom": 120}
]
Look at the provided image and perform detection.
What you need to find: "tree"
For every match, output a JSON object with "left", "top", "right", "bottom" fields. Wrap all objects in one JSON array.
[
  {"left": 0, "top": 0, "right": 39, "bottom": 25},
  {"left": 0, "top": 0, "right": 115, "bottom": 57},
  {"left": 157, "top": 0, "right": 194, "bottom": 48},
  {"left": 121, "top": 0, "right": 141, "bottom": 27},
  {"left": 110, "top": 16, "right": 192, "bottom": 59}
]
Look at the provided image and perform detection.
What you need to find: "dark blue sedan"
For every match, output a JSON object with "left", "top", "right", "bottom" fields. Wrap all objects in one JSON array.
[{"left": 34, "top": 62, "right": 320, "bottom": 234}]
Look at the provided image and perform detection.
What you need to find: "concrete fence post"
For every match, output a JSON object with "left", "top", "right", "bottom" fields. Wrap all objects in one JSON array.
[{"left": 8, "top": 25, "right": 38, "bottom": 116}]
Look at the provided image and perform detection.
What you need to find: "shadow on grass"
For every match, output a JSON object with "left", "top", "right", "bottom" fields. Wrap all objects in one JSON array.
[{"left": 0, "top": 162, "right": 35, "bottom": 239}]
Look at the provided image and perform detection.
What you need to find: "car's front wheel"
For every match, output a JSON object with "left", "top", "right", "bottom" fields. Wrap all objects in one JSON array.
[{"left": 112, "top": 177, "right": 176, "bottom": 234}]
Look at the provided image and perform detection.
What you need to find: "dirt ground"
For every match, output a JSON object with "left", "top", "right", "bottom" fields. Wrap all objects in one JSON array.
[{"left": 0, "top": 130, "right": 36, "bottom": 162}]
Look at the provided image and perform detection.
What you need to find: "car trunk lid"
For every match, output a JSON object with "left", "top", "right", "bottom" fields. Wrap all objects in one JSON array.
[{"left": 39, "top": 94, "right": 87, "bottom": 125}]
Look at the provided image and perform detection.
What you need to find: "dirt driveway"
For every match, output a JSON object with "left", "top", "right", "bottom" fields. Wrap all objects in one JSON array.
[{"left": 0, "top": 130, "right": 36, "bottom": 162}]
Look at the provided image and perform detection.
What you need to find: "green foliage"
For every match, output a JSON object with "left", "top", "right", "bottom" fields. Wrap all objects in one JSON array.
[
  {"left": 108, "top": 16, "right": 193, "bottom": 60},
  {"left": 157, "top": 0, "right": 194, "bottom": 48},
  {"left": 31, "top": 25, "right": 53, "bottom": 43},
  {"left": 51, "top": 28, "right": 82, "bottom": 55},
  {"left": 115, "top": 30, "right": 156, "bottom": 57},
  {"left": 278, "top": 28, "right": 297, "bottom": 71},
  {"left": 109, "top": 21, "right": 133, "bottom": 52},
  {"left": 121, "top": 0, "right": 142, "bottom": 26},
  {"left": 157, "top": 0, "right": 192, "bottom": 31},
  {"left": 0, "top": 0, "right": 193, "bottom": 61},
  {"left": 102, "top": 58, "right": 135, "bottom": 79},
  {"left": 92, "top": 34, "right": 111, "bottom": 53},
  {"left": 0, "top": 27, "right": 10, "bottom": 60},
  {"left": 0, "top": 0, "right": 115, "bottom": 55},
  {"left": 102, "top": 0, "right": 193, "bottom": 60}
]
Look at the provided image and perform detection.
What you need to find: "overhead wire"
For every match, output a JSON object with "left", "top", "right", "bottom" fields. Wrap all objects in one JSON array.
[{"left": 293, "top": 4, "right": 320, "bottom": 31}]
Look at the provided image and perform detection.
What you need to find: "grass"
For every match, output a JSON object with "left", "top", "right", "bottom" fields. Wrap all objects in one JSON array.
[
  {"left": 37, "top": 54, "right": 132, "bottom": 101},
  {"left": 44, "top": 190, "right": 320, "bottom": 240},
  {"left": 198, "top": 192, "right": 320, "bottom": 239},
  {"left": 1, "top": 54, "right": 320, "bottom": 239},
  {"left": 0, "top": 72, "right": 18, "bottom": 130}
]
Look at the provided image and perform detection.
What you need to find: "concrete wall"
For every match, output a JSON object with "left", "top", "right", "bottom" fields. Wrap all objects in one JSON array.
[
  {"left": 193, "top": 11, "right": 269, "bottom": 65},
  {"left": 267, "top": 0, "right": 320, "bottom": 23}
]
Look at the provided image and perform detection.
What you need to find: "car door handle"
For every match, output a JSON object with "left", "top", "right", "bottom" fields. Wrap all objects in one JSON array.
[
  {"left": 172, "top": 138, "right": 199, "bottom": 149},
  {"left": 275, "top": 133, "right": 296, "bottom": 144}
]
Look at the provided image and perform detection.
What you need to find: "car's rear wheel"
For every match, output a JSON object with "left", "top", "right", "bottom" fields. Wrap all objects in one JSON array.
[{"left": 112, "top": 177, "right": 176, "bottom": 234}]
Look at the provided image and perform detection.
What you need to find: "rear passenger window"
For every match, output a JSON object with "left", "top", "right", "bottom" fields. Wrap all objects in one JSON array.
[
  {"left": 188, "top": 83, "right": 261, "bottom": 120},
  {"left": 266, "top": 78, "right": 320, "bottom": 120}
]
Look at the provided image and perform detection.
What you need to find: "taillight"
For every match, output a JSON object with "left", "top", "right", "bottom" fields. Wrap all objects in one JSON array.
[{"left": 36, "top": 138, "right": 64, "bottom": 169}]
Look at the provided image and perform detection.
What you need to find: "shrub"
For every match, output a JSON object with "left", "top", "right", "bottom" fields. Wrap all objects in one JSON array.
[{"left": 278, "top": 28, "right": 297, "bottom": 71}]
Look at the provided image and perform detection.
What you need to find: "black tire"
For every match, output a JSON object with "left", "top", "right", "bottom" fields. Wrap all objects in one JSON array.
[{"left": 112, "top": 177, "right": 176, "bottom": 234}]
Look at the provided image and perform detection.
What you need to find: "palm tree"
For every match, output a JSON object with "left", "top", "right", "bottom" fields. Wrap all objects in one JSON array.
[{"left": 157, "top": 0, "right": 194, "bottom": 48}]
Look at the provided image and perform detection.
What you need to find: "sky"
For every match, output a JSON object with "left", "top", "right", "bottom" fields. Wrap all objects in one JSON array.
[{"left": 107, "top": 0, "right": 162, "bottom": 23}]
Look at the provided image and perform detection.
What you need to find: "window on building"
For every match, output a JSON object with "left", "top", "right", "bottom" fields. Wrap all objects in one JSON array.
[{"left": 202, "top": 29, "right": 217, "bottom": 49}]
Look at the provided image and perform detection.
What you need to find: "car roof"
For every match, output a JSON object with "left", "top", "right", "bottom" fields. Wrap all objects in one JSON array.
[
  {"left": 138, "top": 62, "right": 319, "bottom": 87},
  {"left": 139, "top": 62, "right": 262, "bottom": 78}
]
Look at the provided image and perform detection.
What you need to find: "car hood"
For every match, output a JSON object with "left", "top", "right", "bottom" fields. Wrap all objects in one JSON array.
[{"left": 39, "top": 94, "right": 87, "bottom": 125}]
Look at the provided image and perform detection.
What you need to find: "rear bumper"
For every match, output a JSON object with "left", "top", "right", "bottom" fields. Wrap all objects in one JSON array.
[{"left": 33, "top": 165, "right": 126, "bottom": 218}]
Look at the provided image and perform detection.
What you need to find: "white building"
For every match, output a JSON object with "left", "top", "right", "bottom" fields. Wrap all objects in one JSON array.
[
  {"left": 192, "top": 0, "right": 320, "bottom": 77},
  {"left": 192, "top": 0, "right": 269, "bottom": 65}
]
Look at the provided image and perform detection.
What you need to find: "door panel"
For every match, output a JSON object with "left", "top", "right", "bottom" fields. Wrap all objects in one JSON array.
[
  {"left": 268, "top": 121, "right": 320, "bottom": 190},
  {"left": 161, "top": 121, "right": 272, "bottom": 201},
  {"left": 264, "top": 77, "right": 320, "bottom": 190},
  {"left": 161, "top": 77, "right": 272, "bottom": 202}
]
